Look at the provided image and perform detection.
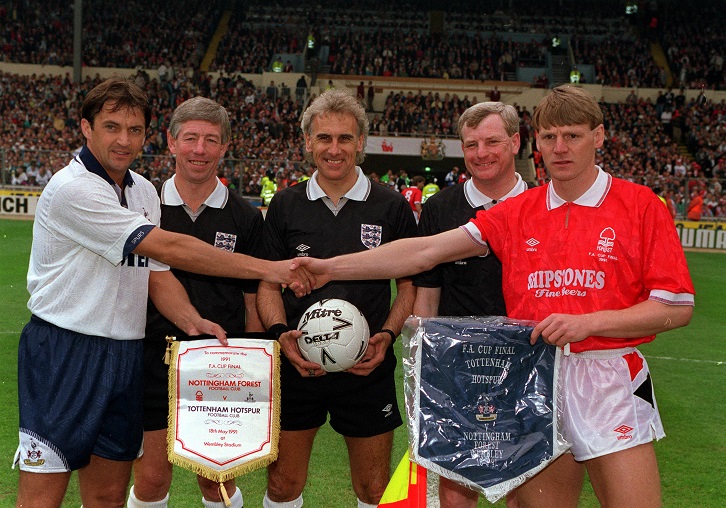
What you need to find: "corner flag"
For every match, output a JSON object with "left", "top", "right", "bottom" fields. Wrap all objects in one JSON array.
[{"left": 378, "top": 451, "right": 427, "bottom": 507}]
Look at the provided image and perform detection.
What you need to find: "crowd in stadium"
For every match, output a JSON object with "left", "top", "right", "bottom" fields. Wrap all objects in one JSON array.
[
  {"left": 0, "top": 0, "right": 724, "bottom": 218},
  {"left": 2, "top": 0, "right": 723, "bottom": 89}
]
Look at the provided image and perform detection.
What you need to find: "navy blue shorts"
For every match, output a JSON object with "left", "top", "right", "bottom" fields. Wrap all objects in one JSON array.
[
  {"left": 279, "top": 349, "right": 402, "bottom": 438},
  {"left": 16, "top": 316, "right": 144, "bottom": 472}
]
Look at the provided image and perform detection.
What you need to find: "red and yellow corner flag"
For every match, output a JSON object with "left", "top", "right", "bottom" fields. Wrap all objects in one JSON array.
[{"left": 378, "top": 451, "right": 427, "bottom": 507}]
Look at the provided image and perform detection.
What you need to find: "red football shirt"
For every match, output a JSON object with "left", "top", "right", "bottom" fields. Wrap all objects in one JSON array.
[
  {"left": 463, "top": 169, "right": 695, "bottom": 352},
  {"left": 402, "top": 186, "right": 423, "bottom": 212}
]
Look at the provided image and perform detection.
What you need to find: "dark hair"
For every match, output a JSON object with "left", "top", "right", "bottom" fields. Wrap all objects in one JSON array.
[{"left": 81, "top": 76, "right": 151, "bottom": 129}]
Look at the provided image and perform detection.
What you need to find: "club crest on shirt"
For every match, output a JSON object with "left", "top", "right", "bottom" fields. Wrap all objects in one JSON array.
[
  {"left": 589, "top": 227, "right": 619, "bottom": 262},
  {"left": 214, "top": 232, "right": 237, "bottom": 252},
  {"left": 597, "top": 227, "right": 616, "bottom": 253},
  {"left": 361, "top": 224, "right": 382, "bottom": 249}
]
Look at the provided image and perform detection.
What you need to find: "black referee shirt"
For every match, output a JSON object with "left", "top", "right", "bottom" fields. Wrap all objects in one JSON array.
[
  {"left": 414, "top": 183, "right": 507, "bottom": 317},
  {"left": 145, "top": 183, "right": 263, "bottom": 340},
  {"left": 261, "top": 175, "right": 418, "bottom": 334}
]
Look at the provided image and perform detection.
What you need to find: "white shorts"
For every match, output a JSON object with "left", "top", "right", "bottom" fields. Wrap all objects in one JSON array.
[{"left": 558, "top": 347, "right": 664, "bottom": 461}]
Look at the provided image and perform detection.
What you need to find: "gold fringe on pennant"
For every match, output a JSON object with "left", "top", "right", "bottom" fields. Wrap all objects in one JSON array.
[{"left": 167, "top": 340, "right": 282, "bottom": 484}]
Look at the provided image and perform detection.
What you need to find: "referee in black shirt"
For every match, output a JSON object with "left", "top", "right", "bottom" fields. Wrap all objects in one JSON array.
[{"left": 258, "top": 89, "right": 418, "bottom": 508}]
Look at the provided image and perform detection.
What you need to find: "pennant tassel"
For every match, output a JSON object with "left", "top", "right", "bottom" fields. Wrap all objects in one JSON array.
[
  {"left": 164, "top": 335, "right": 175, "bottom": 365},
  {"left": 220, "top": 483, "right": 231, "bottom": 507}
]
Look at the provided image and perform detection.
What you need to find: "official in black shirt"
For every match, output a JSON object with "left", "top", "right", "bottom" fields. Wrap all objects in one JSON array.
[{"left": 258, "top": 90, "right": 417, "bottom": 508}]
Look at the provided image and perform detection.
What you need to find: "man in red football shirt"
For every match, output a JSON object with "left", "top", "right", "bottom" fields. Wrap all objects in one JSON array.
[
  {"left": 293, "top": 85, "right": 695, "bottom": 508},
  {"left": 401, "top": 175, "right": 425, "bottom": 222}
]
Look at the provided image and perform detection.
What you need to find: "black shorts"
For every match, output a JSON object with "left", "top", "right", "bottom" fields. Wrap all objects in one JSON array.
[
  {"left": 279, "top": 348, "right": 403, "bottom": 437},
  {"left": 142, "top": 337, "right": 173, "bottom": 431}
]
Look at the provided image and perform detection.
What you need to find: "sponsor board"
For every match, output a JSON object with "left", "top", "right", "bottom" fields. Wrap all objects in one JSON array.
[
  {"left": 0, "top": 195, "right": 38, "bottom": 216},
  {"left": 675, "top": 221, "right": 726, "bottom": 251}
]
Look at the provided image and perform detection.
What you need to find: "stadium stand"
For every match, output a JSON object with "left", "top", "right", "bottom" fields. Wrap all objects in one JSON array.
[{"left": 0, "top": 0, "right": 723, "bottom": 216}]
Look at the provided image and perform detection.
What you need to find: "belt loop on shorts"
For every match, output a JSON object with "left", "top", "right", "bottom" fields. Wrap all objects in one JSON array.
[{"left": 563, "top": 343, "right": 571, "bottom": 356}]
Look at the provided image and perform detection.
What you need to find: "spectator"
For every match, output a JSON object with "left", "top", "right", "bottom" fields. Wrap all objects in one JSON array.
[
  {"left": 687, "top": 190, "right": 704, "bottom": 220},
  {"left": 444, "top": 166, "right": 460, "bottom": 187},
  {"left": 11, "top": 167, "right": 28, "bottom": 185},
  {"left": 296, "top": 75, "right": 308, "bottom": 102},
  {"left": 401, "top": 175, "right": 425, "bottom": 222}
]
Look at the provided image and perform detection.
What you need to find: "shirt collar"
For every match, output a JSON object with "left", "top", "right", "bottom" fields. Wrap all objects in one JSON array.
[
  {"left": 547, "top": 166, "right": 611, "bottom": 210},
  {"left": 306, "top": 166, "right": 371, "bottom": 202},
  {"left": 464, "top": 172, "right": 527, "bottom": 208},
  {"left": 78, "top": 145, "right": 134, "bottom": 189},
  {"left": 161, "top": 174, "right": 229, "bottom": 208}
]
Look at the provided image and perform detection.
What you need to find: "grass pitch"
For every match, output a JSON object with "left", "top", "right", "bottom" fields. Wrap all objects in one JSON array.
[{"left": 0, "top": 219, "right": 723, "bottom": 507}]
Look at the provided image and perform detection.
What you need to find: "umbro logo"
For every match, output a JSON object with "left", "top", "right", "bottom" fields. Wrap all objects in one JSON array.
[
  {"left": 614, "top": 425, "right": 633, "bottom": 440},
  {"left": 382, "top": 403, "right": 393, "bottom": 417},
  {"left": 296, "top": 244, "right": 310, "bottom": 257},
  {"left": 525, "top": 238, "right": 539, "bottom": 247}
]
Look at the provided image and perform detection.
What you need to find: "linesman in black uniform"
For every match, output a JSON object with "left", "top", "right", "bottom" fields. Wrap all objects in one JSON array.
[
  {"left": 257, "top": 89, "right": 418, "bottom": 508},
  {"left": 129, "top": 97, "right": 262, "bottom": 508},
  {"left": 412, "top": 102, "right": 567, "bottom": 507}
]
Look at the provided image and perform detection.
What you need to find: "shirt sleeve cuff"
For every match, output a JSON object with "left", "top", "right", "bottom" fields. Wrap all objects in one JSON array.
[
  {"left": 123, "top": 224, "right": 155, "bottom": 258},
  {"left": 649, "top": 289, "right": 695, "bottom": 306}
]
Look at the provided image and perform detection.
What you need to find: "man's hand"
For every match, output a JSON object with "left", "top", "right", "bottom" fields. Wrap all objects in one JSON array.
[
  {"left": 346, "top": 331, "right": 392, "bottom": 376},
  {"left": 279, "top": 329, "right": 327, "bottom": 378},
  {"left": 288, "top": 258, "right": 332, "bottom": 295},
  {"left": 531, "top": 313, "right": 589, "bottom": 347},
  {"left": 268, "top": 260, "right": 318, "bottom": 297},
  {"left": 188, "top": 318, "right": 228, "bottom": 346}
]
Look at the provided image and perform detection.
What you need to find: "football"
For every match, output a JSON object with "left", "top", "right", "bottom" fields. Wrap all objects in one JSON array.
[{"left": 297, "top": 299, "right": 370, "bottom": 372}]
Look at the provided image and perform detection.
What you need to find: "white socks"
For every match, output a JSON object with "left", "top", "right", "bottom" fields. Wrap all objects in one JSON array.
[
  {"left": 262, "top": 491, "right": 303, "bottom": 508},
  {"left": 127, "top": 485, "right": 243, "bottom": 508},
  {"left": 127, "top": 486, "right": 169, "bottom": 508},
  {"left": 202, "top": 486, "right": 243, "bottom": 508}
]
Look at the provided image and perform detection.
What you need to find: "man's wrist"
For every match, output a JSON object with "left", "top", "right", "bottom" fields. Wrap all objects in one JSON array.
[
  {"left": 267, "top": 323, "right": 290, "bottom": 340},
  {"left": 380, "top": 328, "right": 397, "bottom": 343}
]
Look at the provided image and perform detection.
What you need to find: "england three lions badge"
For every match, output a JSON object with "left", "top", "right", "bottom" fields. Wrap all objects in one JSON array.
[
  {"left": 361, "top": 224, "right": 382, "bottom": 249},
  {"left": 214, "top": 232, "right": 237, "bottom": 252}
]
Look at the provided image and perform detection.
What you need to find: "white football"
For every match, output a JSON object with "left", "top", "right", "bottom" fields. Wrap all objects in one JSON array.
[{"left": 297, "top": 299, "right": 370, "bottom": 372}]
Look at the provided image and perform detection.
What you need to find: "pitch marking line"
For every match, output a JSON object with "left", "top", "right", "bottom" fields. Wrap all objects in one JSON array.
[{"left": 645, "top": 355, "right": 725, "bottom": 366}]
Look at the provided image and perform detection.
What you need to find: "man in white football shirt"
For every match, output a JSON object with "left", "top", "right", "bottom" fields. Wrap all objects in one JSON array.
[{"left": 16, "top": 78, "right": 311, "bottom": 508}]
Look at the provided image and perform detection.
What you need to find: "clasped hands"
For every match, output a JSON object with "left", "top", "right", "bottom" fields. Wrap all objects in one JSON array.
[{"left": 277, "top": 257, "right": 331, "bottom": 297}]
